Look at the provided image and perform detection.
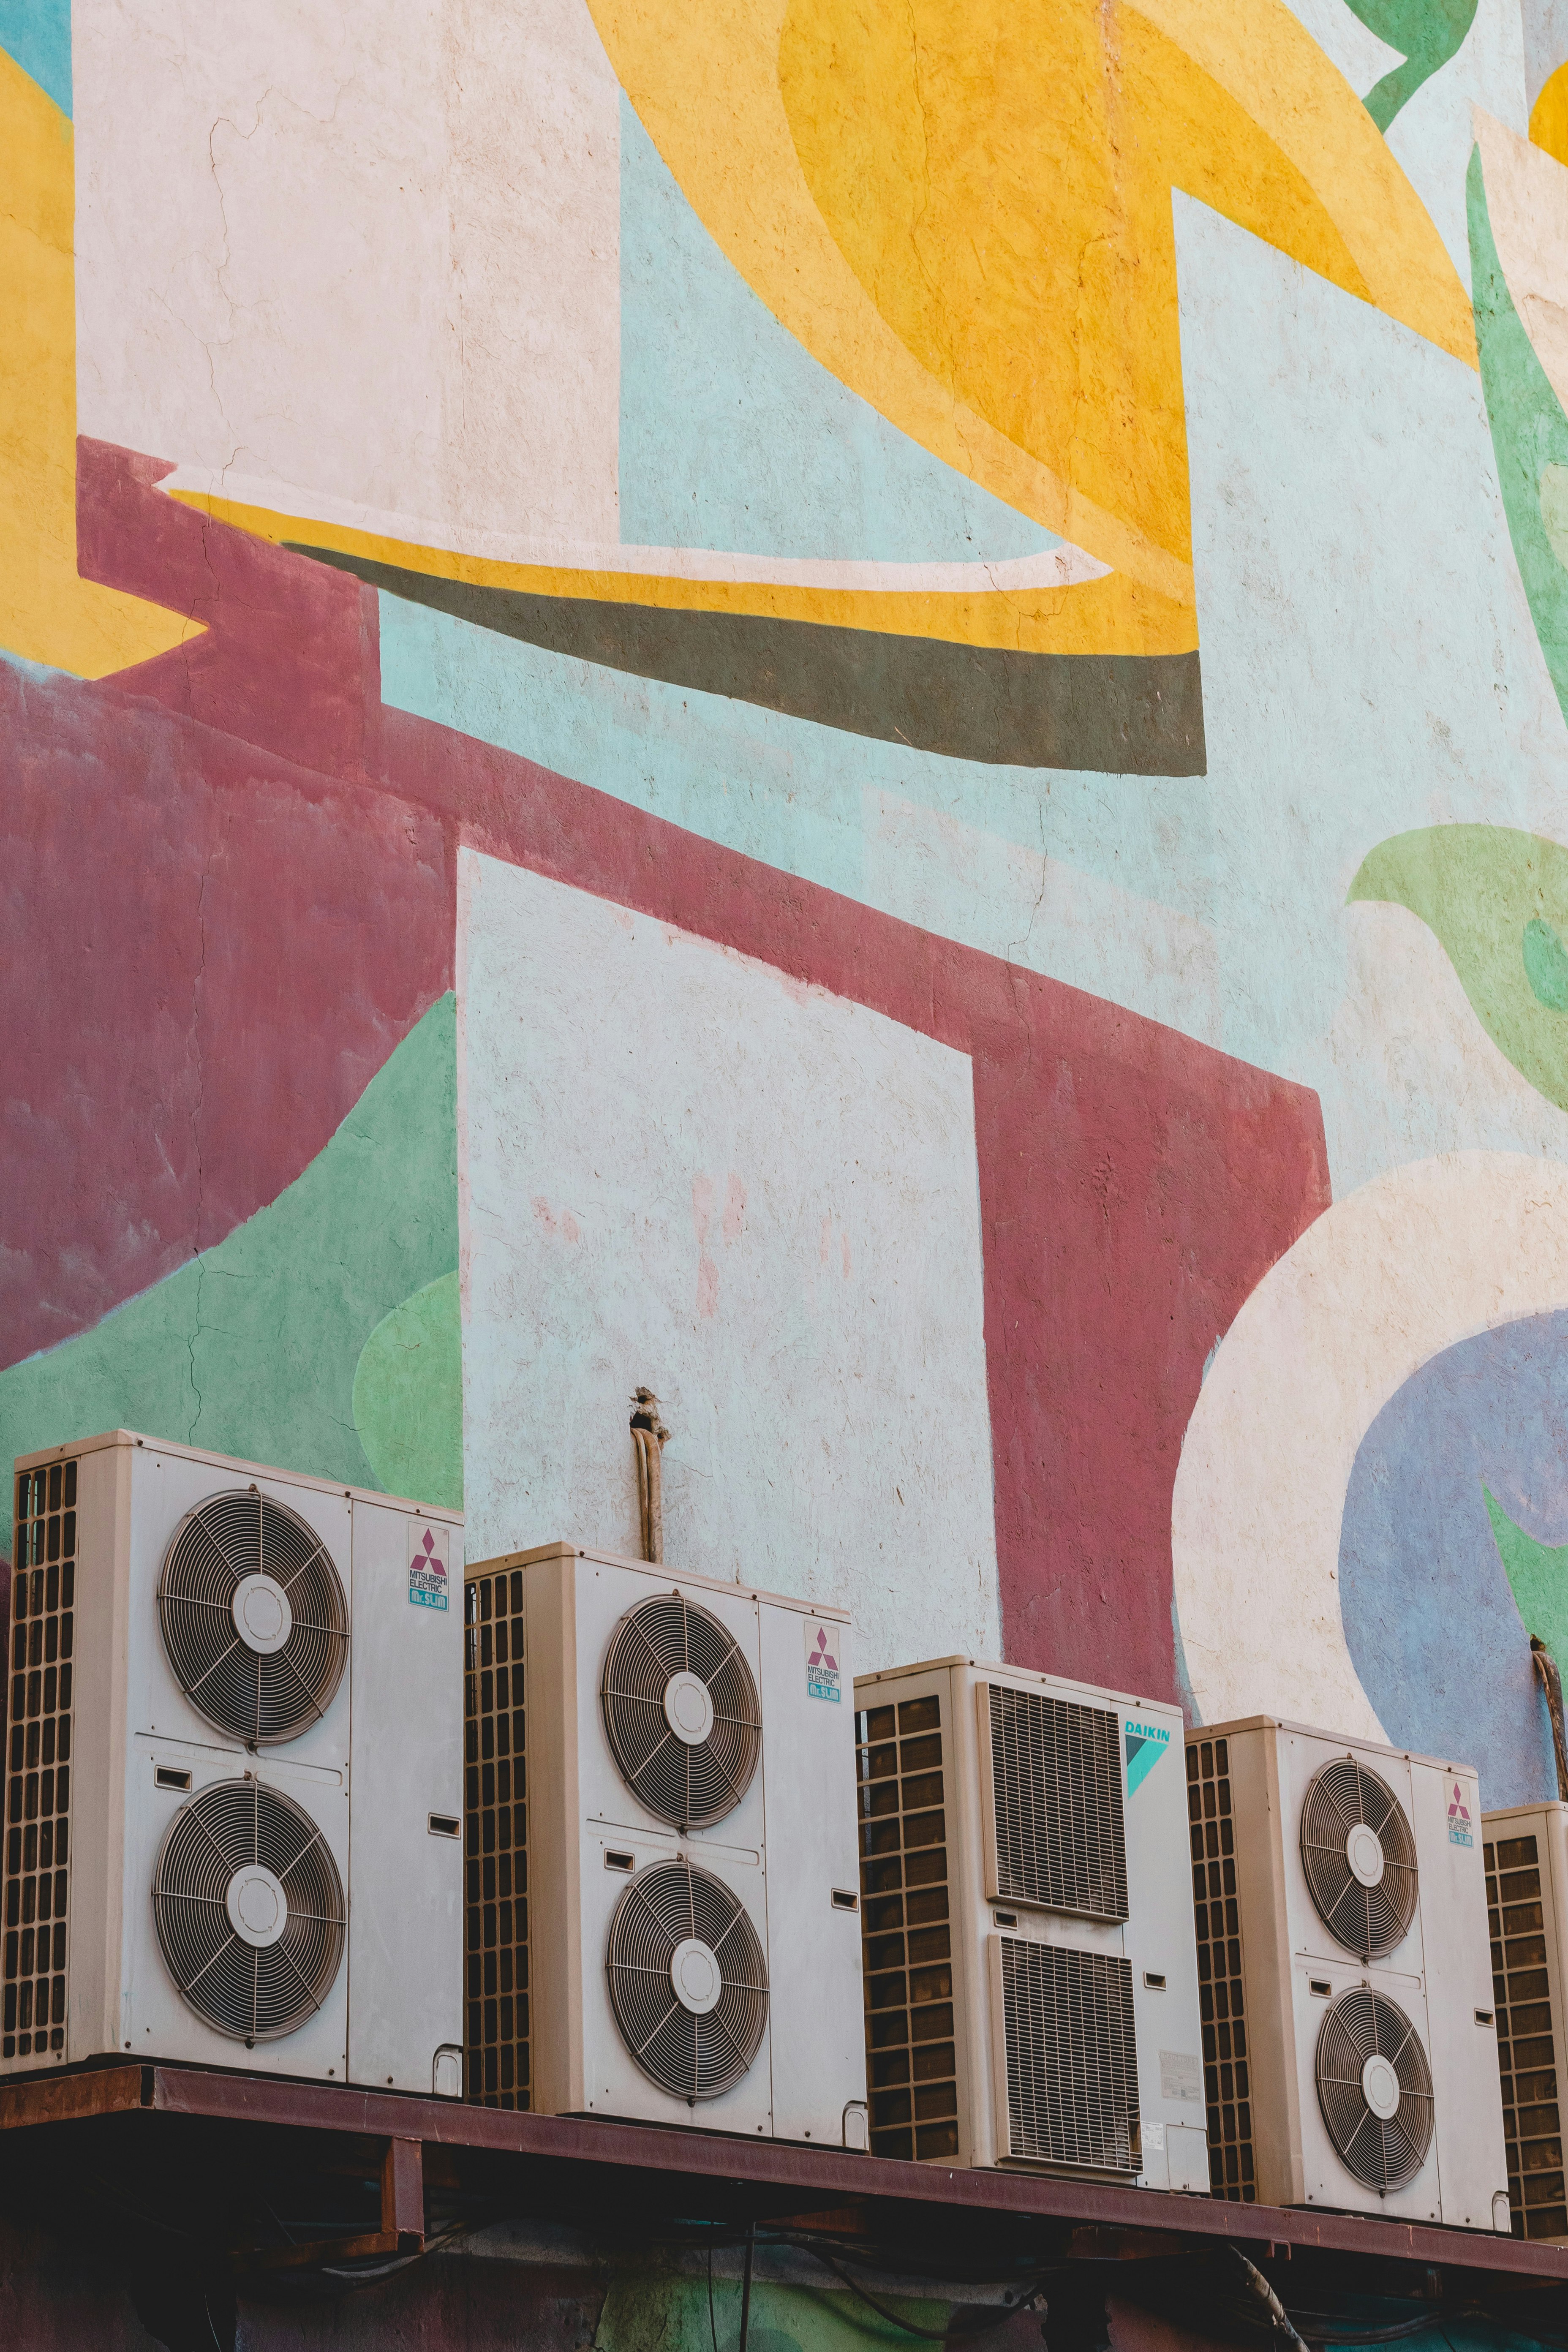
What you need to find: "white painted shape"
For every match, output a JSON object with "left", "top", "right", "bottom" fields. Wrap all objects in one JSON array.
[
  {"left": 1474, "top": 108, "right": 1568, "bottom": 418},
  {"left": 154, "top": 467, "right": 1108, "bottom": 590},
  {"left": 459, "top": 849, "right": 1000, "bottom": 1671},
  {"left": 1525, "top": 0, "right": 1568, "bottom": 107},
  {"left": 1172, "top": 1153, "right": 1568, "bottom": 1735},
  {"left": 74, "top": 0, "right": 619, "bottom": 544}
]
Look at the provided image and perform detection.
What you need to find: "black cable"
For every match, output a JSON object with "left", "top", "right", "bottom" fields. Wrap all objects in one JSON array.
[
  {"left": 710, "top": 2242, "right": 722, "bottom": 2352},
  {"left": 795, "top": 2243, "right": 1043, "bottom": 2343}
]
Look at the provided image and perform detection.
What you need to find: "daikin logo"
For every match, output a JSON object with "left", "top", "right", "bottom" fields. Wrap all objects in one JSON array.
[{"left": 1124, "top": 1718, "right": 1171, "bottom": 1796}]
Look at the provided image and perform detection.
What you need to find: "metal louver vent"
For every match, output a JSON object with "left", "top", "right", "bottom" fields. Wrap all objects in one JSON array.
[
  {"left": 600, "top": 1595, "right": 760, "bottom": 1829},
  {"left": 988, "top": 1685, "right": 1127, "bottom": 1920},
  {"left": 159, "top": 1489, "right": 348, "bottom": 1746},
  {"left": 998, "top": 1936, "right": 1139, "bottom": 2172},
  {"left": 1300, "top": 1758, "right": 1418, "bottom": 1959},
  {"left": 152, "top": 1779, "right": 345, "bottom": 2041},
  {"left": 605, "top": 1859, "right": 768, "bottom": 2101},
  {"left": 1315, "top": 1986, "right": 1434, "bottom": 2192}
]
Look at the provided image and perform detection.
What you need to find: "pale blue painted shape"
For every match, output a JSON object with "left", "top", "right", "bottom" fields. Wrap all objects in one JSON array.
[
  {"left": 617, "top": 95, "right": 1061, "bottom": 564},
  {"left": 381, "top": 198, "right": 1568, "bottom": 1199},
  {"left": 1338, "top": 1311, "right": 1565, "bottom": 1808},
  {"left": 0, "top": 0, "right": 70, "bottom": 112}
]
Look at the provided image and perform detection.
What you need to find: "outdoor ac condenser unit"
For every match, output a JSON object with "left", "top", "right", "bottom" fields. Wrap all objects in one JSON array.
[
  {"left": 854, "top": 1656, "right": 1209, "bottom": 2188},
  {"left": 1188, "top": 1718, "right": 1508, "bottom": 2229},
  {"left": 461, "top": 1541, "right": 867, "bottom": 2144},
  {"left": 3, "top": 1431, "right": 464, "bottom": 2093},
  {"left": 1481, "top": 1799, "right": 1568, "bottom": 2242}
]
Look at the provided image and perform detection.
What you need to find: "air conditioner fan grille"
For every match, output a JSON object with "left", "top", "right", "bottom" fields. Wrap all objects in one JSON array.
[
  {"left": 159, "top": 1489, "right": 348, "bottom": 1745},
  {"left": 605, "top": 1859, "right": 767, "bottom": 2102},
  {"left": 152, "top": 1778, "right": 345, "bottom": 2041},
  {"left": 1314, "top": 1985, "right": 1434, "bottom": 2193},
  {"left": 1300, "top": 1757, "right": 1418, "bottom": 1958},
  {"left": 601, "top": 1595, "right": 760, "bottom": 1829}
]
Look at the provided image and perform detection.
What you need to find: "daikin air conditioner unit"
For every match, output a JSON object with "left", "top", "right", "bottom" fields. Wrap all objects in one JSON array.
[
  {"left": 854, "top": 1657, "right": 1209, "bottom": 2188},
  {"left": 1481, "top": 1801, "right": 1568, "bottom": 2242},
  {"left": 3, "top": 1432, "right": 463, "bottom": 2094},
  {"left": 1187, "top": 1719, "right": 1508, "bottom": 2228},
  {"left": 461, "top": 1541, "right": 866, "bottom": 2144}
]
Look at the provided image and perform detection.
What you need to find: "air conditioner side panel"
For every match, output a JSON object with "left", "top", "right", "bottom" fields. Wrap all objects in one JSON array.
[
  {"left": 1228, "top": 1724, "right": 1303, "bottom": 2207},
  {"left": 758, "top": 1601, "right": 863, "bottom": 2142},
  {"left": 1119, "top": 1696, "right": 1207, "bottom": 2185},
  {"left": 521, "top": 1551, "right": 583, "bottom": 2116},
  {"left": 62, "top": 1441, "right": 129, "bottom": 2068},
  {"left": 1413, "top": 1758, "right": 1507, "bottom": 2230},
  {"left": 346, "top": 1500, "right": 464, "bottom": 2093}
]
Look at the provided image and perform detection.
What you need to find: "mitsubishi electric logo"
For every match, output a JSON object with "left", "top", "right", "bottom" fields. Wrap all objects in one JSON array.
[{"left": 1124, "top": 1718, "right": 1171, "bottom": 1796}]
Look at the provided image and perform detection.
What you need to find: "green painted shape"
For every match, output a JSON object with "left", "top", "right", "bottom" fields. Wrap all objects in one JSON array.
[
  {"left": 352, "top": 1271, "right": 463, "bottom": 1510},
  {"left": 1468, "top": 144, "right": 1568, "bottom": 729},
  {"left": 1524, "top": 916, "right": 1568, "bottom": 1012},
  {"left": 0, "top": 995, "right": 458, "bottom": 1560},
  {"left": 1484, "top": 1485, "right": 1568, "bottom": 1671},
  {"left": 1348, "top": 824, "right": 1568, "bottom": 1111},
  {"left": 1343, "top": 0, "right": 1477, "bottom": 132},
  {"left": 595, "top": 2271, "right": 951, "bottom": 2352},
  {"left": 1541, "top": 463, "right": 1568, "bottom": 569}
]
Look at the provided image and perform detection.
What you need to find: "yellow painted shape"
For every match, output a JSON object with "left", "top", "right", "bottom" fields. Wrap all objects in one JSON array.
[
  {"left": 588, "top": 0, "right": 1473, "bottom": 606},
  {"left": 0, "top": 51, "right": 193, "bottom": 679},
  {"left": 1531, "top": 60, "right": 1568, "bottom": 167},
  {"left": 170, "top": 488, "right": 1199, "bottom": 659}
]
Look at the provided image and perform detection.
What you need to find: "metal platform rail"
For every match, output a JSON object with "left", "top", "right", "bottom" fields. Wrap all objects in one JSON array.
[{"left": 2, "top": 2062, "right": 1567, "bottom": 2317}]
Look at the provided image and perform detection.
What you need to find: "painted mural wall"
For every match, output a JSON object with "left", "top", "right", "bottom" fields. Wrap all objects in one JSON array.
[{"left": 10, "top": 0, "right": 1568, "bottom": 2329}]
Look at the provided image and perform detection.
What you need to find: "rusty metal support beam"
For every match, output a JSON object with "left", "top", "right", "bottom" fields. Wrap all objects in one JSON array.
[{"left": 1, "top": 2065, "right": 1564, "bottom": 2289}]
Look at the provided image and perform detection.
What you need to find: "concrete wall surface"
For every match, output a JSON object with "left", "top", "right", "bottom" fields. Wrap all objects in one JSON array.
[{"left": 7, "top": 0, "right": 1568, "bottom": 2337}]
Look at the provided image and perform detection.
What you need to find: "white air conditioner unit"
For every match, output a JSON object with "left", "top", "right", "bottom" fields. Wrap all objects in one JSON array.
[
  {"left": 853, "top": 1656, "right": 1209, "bottom": 2189},
  {"left": 461, "top": 1541, "right": 867, "bottom": 2144},
  {"left": 1482, "top": 1799, "right": 1568, "bottom": 2243},
  {"left": 3, "top": 1431, "right": 463, "bottom": 2094},
  {"left": 1188, "top": 1718, "right": 1509, "bottom": 2228}
]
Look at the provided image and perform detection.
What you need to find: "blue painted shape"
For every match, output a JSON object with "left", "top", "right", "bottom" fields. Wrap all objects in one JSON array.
[
  {"left": 1338, "top": 1310, "right": 1568, "bottom": 1807},
  {"left": 618, "top": 96, "right": 1060, "bottom": 564},
  {"left": 0, "top": 0, "right": 70, "bottom": 113}
]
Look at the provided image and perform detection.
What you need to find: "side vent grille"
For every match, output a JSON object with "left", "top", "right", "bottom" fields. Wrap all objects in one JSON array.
[
  {"left": 464, "top": 1566, "right": 528, "bottom": 2109},
  {"left": 1487, "top": 1831, "right": 1563, "bottom": 2238},
  {"left": 999, "top": 1937, "right": 1139, "bottom": 2172},
  {"left": 4, "top": 1461, "right": 76, "bottom": 2062},
  {"left": 987, "top": 1685, "right": 1127, "bottom": 1920},
  {"left": 857, "top": 1693, "right": 958, "bottom": 2159},
  {"left": 1188, "top": 1736, "right": 1255, "bottom": 2201}
]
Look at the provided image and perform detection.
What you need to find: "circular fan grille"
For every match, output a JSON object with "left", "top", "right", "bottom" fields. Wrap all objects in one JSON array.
[
  {"left": 159, "top": 1489, "right": 348, "bottom": 1745},
  {"left": 1299, "top": 1757, "right": 1418, "bottom": 1957},
  {"left": 152, "top": 1778, "right": 346, "bottom": 2041},
  {"left": 600, "top": 1595, "right": 761, "bottom": 1828},
  {"left": 605, "top": 1859, "right": 768, "bottom": 2101},
  {"left": 1315, "top": 1986, "right": 1434, "bottom": 2192}
]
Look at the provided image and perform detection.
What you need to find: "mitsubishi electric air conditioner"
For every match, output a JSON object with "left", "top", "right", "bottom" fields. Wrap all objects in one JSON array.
[
  {"left": 854, "top": 1656, "right": 1209, "bottom": 2189},
  {"left": 1481, "top": 1800, "right": 1568, "bottom": 2242},
  {"left": 461, "top": 1541, "right": 867, "bottom": 2144},
  {"left": 3, "top": 1432, "right": 463, "bottom": 2093},
  {"left": 1187, "top": 1718, "right": 1508, "bottom": 2229}
]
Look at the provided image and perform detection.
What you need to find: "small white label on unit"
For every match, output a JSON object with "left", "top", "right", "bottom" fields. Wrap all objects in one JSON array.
[
  {"left": 1143, "top": 2120, "right": 1165, "bottom": 2150},
  {"left": 408, "top": 1521, "right": 451, "bottom": 1612},
  {"left": 1160, "top": 2049, "right": 1203, "bottom": 2102},
  {"left": 804, "top": 1619, "right": 841, "bottom": 1703}
]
